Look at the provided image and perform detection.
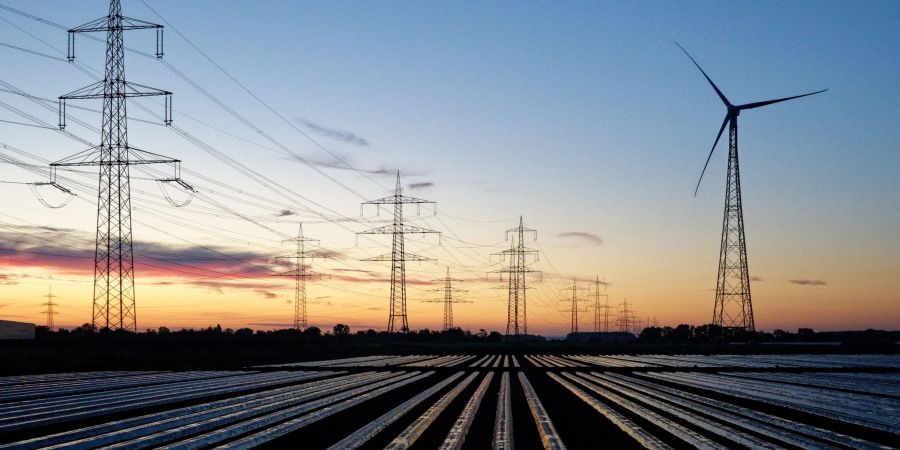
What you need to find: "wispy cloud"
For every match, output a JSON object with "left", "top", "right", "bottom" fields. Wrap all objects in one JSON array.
[
  {"left": 255, "top": 289, "right": 278, "bottom": 299},
  {"left": 408, "top": 182, "right": 434, "bottom": 190},
  {"left": 295, "top": 117, "right": 369, "bottom": 147},
  {"left": 276, "top": 210, "right": 295, "bottom": 217},
  {"left": 557, "top": 231, "right": 603, "bottom": 246},
  {"left": 789, "top": 279, "right": 827, "bottom": 286},
  {"left": 751, "top": 276, "right": 764, "bottom": 282},
  {"left": 0, "top": 227, "right": 281, "bottom": 285}
]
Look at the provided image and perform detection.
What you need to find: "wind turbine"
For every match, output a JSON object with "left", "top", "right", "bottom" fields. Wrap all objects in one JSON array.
[{"left": 677, "top": 42, "right": 826, "bottom": 336}]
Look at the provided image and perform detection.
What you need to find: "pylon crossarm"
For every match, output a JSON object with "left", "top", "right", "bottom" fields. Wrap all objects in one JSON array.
[
  {"left": 51, "top": 145, "right": 180, "bottom": 167},
  {"left": 363, "top": 195, "right": 435, "bottom": 206},
  {"left": 59, "top": 83, "right": 172, "bottom": 129},
  {"left": 68, "top": 15, "right": 162, "bottom": 34},
  {"left": 274, "top": 268, "right": 322, "bottom": 278},
  {"left": 364, "top": 252, "right": 433, "bottom": 262},
  {"left": 68, "top": 16, "right": 164, "bottom": 62},
  {"left": 357, "top": 224, "right": 440, "bottom": 235}
]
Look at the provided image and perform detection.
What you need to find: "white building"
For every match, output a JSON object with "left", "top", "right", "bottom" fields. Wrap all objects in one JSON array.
[{"left": 0, "top": 320, "right": 36, "bottom": 340}]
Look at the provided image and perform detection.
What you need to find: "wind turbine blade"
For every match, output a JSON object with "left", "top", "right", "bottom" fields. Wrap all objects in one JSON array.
[
  {"left": 695, "top": 114, "right": 730, "bottom": 197},
  {"left": 738, "top": 89, "right": 827, "bottom": 110},
  {"left": 675, "top": 42, "right": 731, "bottom": 107}
]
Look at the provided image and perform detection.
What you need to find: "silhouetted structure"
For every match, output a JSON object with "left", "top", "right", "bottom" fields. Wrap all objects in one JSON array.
[
  {"left": 591, "top": 276, "right": 610, "bottom": 333},
  {"left": 561, "top": 279, "right": 588, "bottom": 334},
  {"left": 492, "top": 217, "right": 540, "bottom": 339},
  {"left": 41, "top": 286, "right": 58, "bottom": 331},
  {"left": 617, "top": 298, "right": 639, "bottom": 335},
  {"left": 51, "top": 0, "right": 190, "bottom": 332},
  {"left": 275, "top": 223, "right": 321, "bottom": 329},
  {"left": 358, "top": 172, "right": 440, "bottom": 333},
  {"left": 423, "top": 267, "right": 469, "bottom": 331},
  {"left": 677, "top": 43, "right": 826, "bottom": 336}
]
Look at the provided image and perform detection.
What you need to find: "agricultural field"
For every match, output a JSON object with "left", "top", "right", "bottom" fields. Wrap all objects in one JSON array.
[{"left": 0, "top": 354, "right": 897, "bottom": 449}]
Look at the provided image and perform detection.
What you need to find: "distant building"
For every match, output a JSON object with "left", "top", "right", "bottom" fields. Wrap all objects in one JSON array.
[
  {"left": 566, "top": 331, "right": 635, "bottom": 344},
  {"left": 0, "top": 320, "right": 36, "bottom": 340}
]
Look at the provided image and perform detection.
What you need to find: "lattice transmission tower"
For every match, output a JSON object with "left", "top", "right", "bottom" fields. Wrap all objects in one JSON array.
[
  {"left": 51, "top": 0, "right": 190, "bottom": 332},
  {"left": 561, "top": 279, "right": 588, "bottom": 334},
  {"left": 591, "top": 276, "right": 610, "bottom": 333},
  {"left": 492, "top": 217, "right": 540, "bottom": 338},
  {"left": 617, "top": 298, "right": 638, "bottom": 335},
  {"left": 41, "top": 286, "right": 59, "bottom": 331},
  {"left": 275, "top": 223, "right": 322, "bottom": 330},
  {"left": 423, "top": 267, "right": 469, "bottom": 331},
  {"left": 358, "top": 172, "right": 440, "bottom": 333}
]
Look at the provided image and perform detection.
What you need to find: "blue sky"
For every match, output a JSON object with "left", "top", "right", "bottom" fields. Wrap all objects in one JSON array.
[{"left": 0, "top": 0, "right": 897, "bottom": 332}]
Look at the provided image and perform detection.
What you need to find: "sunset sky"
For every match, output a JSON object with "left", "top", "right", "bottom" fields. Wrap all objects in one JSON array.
[{"left": 0, "top": 0, "right": 897, "bottom": 334}]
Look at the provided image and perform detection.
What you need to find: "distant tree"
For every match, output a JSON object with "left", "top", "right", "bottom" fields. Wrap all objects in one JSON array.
[
  {"left": 487, "top": 331, "right": 503, "bottom": 342},
  {"left": 798, "top": 328, "right": 815, "bottom": 337},
  {"left": 477, "top": 329, "right": 488, "bottom": 339},
  {"left": 304, "top": 326, "right": 322, "bottom": 338},
  {"left": 158, "top": 326, "right": 171, "bottom": 335},
  {"left": 333, "top": 324, "right": 350, "bottom": 337},
  {"left": 73, "top": 323, "right": 96, "bottom": 335},
  {"left": 669, "top": 324, "right": 694, "bottom": 343},
  {"left": 639, "top": 327, "right": 663, "bottom": 342},
  {"left": 235, "top": 328, "right": 253, "bottom": 337}
]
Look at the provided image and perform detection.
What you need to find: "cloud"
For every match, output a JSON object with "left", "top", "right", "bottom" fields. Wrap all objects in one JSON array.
[
  {"left": 255, "top": 289, "right": 278, "bottom": 299},
  {"left": 276, "top": 210, "right": 295, "bottom": 217},
  {"left": 330, "top": 268, "right": 380, "bottom": 277},
  {"left": 308, "top": 249, "right": 344, "bottom": 260},
  {"left": 289, "top": 154, "right": 426, "bottom": 179},
  {"left": 789, "top": 279, "right": 826, "bottom": 286},
  {"left": 557, "top": 231, "right": 603, "bottom": 246},
  {"left": 750, "top": 276, "right": 764, "bottom": 282},
  {"left": 408, "top": 182, "right": 434, "bottom": 190},
  {"left": 0, "top": 274, "right": 18, "bottom": 286},
  {"left": 0, "top": 226, "right": 283, "bottom": 286},
  {"left": 295, "top": 117, "right": 369, "bottom": 146}
]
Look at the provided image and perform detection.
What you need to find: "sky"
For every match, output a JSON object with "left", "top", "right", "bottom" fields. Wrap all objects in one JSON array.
[{"left": 0, "top": 0, "right": 898, "bottom": 334}]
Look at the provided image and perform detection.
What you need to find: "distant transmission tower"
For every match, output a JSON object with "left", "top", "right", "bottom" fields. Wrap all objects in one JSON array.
[
  {"left": 591, "top": 276, "right": 609, "bottom": 333},
  {"left": 492, "top": 217, "right": 540, "bottom": 338},
  {"left": 561, "top": 279, "right": 588, "bottom": 334},
  {"left": 617, "top": 298, "right": 637, "bottom": 334},
  {"left": 358, "top": 172, "right": 440, "bottom": 333},
  {"left": 276, "top": 223, "right": 321, "bottom": 330},
  {"left": 52, "top": 0, "right": 190, "bottom": 332},
  {"left": 423, "top": 267, "right": 469, "bottom": 331},
  {"left": 41, "top": 286, "right": 59, "bottom": 331}
]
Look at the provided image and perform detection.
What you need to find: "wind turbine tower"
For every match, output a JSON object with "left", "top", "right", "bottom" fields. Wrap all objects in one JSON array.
[{"left": 677, "top": 43, "right": 826, "bottom": 336}]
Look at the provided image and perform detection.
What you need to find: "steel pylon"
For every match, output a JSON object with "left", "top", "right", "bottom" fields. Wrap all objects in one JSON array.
[
  {"left": 276, "top": 223, "right": 322, "bottom": 330},
  {"left": 492, "top": 216, "right": 540, "bottom": 338},
  {"left": 51, "top": 0, "right": 190, "bottom": 332},
  {"left": 359, "top": 172, "right": 440, "bottom": 333},
  {"left": 423, "top": 267, "right": 469, "bottom": 331}
]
